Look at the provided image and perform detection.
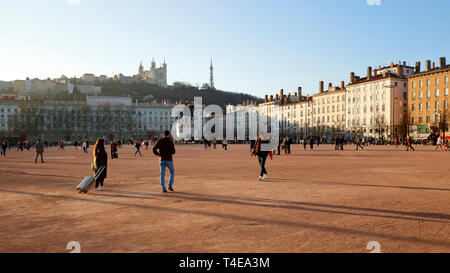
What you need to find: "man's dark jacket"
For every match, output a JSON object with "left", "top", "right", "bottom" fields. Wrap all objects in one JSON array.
[{"left": 153, "top": 137, "right": 176, "bottom": 161}]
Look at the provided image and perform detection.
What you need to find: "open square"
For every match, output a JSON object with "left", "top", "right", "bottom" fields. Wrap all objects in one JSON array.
[{"left": 0, "top": 144, "right": 448, "bottom": 253}]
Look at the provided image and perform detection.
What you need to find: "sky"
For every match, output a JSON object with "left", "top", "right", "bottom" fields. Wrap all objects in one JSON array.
[{"left": 0, "top": 0, "right": 449, "bottom": 98}]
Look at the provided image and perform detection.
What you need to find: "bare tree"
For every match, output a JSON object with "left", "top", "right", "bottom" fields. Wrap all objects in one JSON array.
[
  {"left": 123, "top": 106, "right": 137, "bottom": 139},
  {"left": 402, "top": 110, "right": 414, "bottom": 137},
  {"left": 372, "top": 114, "right": 388, "bottom": 139},
  {"left": 8, "top": 101, "right": 45, "bottom": 140}
]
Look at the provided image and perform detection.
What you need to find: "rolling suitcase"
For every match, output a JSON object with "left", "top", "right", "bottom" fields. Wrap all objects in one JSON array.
[{"left": 76, "top": 166, "right": 105, "bottom": 194}]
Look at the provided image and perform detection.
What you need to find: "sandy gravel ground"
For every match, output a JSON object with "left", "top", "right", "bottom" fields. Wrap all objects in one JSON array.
[{"left": 0, "top": 143, "right": 449, "bottom": 253}]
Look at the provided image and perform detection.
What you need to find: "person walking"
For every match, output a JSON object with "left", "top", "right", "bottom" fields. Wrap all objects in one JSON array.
[
  {"left": 110, "top": 141, "right": 118, "bottom": 159},
  {"left": 1, "top": 140, "right": 7, "bottom": 158},
  {"left": 153, "top": 130, "right": 176, "bottom": 193},
  {"left": 82, "top": 139, "right": 88, "bottom": 153},
  {"left": 356, "top": 135, "right": 364, "bottom": 150},
  {"left": 25, "top": 140, "right": 31, "bottom": 151},
  {"left": 303, "top": 137, "right": 307, "bottom": 150},
  {"left": 222, "top": 138, "right": 228, "bottom": 151},
  {"left": 309, "top": 136, "right": 314, "bottom": 150},
  {"left": 93, "top": 138, "right": 108, "bottom": 191},
  {"left": 285, "top": 136, "right": 292, "bottom": 155},
  {"left": 144, "top": 140, "right": 150, "bottom": 151},
  {"left": 34, "top": 139, "right": 45, "bottom": 164},
  {"left": 334, "top": 136, "right": 340, "bottom": 150},
  {"left": 435, "top": 137, "right": 444, "bottom": 151},
  {"left": 135, "top": 140, "right": 142, "bottom": 156},
  {"left": 277, "top": 137, "right": 281, "bottom": 155},
  {"left": 251, "top": 133, "right": 273, "bottom": 182},
  {"left": 17, "top": 141, "right": 24, "bottom": 152},
  {"left": 406, "top": 136, "right": 416, "bottom": 151},
  {"left": 58, "top": 140, "right": 65, "bottom": 151}
]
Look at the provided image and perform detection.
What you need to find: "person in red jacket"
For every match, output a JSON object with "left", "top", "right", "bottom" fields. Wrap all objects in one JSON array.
[
  {"left": 153, "top": 131, "right": 176, "bottom": 193},
  {"left": 251, "top": 134, "right": 273, "bottom": 182}
]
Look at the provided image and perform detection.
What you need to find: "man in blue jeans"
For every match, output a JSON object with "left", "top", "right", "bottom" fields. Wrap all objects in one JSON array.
[{"left": 152, "top": 131, "right": 176, "bottom": 193}]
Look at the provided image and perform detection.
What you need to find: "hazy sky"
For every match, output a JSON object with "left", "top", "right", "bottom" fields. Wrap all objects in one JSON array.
[{"left": 1, "top": 0, "right": 449, "bottom": 98}]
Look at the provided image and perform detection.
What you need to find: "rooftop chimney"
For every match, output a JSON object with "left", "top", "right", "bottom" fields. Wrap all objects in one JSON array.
[
  {"left": 415, "top": 62, "right": 421, "bottom": 73},
  {"left": 270, "top": 95, "right": 274, "bottom": 102},
  {"left": 340, "top": 81, "right": 345, "bottom": 90},
  {"left": 403, "top": 61, "right": 406, "bottom": 66},
  {"left": 265, "top": 95, "right": 268, "bottom": 103},
  {"left": 328, "top": 83, "right": 332, "bottom": 89},
  {"left": 367, "top": 66, "right": 372, "bottom": 80},
  {"left": 390, "top": 62, "right": 394, "bottom": 68},
  {"left": 298, "top": 87, "right": 302, "bottom": 98},
  {"left": 440, "top": 57, "right": 447, "bottom": 69},
  {"left": 350, "top": 72, "right": 355, "bottom": 83},
  {"left": 432, "top": 62, "right": 436, "bottom": 69},
  {"left": 319, "top": 81, "right": 324, "bottom": 93},
  {"left": 398, "top": 66, "right": 403, "bottom": 77},
  {"left": 280, "top": 89, "right": 284, "bottom": 99},
  {"left": 426, "top": 60, "right": 431, "bottom": 71}
]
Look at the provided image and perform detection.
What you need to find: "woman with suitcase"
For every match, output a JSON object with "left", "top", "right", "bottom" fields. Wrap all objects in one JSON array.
[{"left": 93, "top": 138, "right": 108, "bottom": 191}]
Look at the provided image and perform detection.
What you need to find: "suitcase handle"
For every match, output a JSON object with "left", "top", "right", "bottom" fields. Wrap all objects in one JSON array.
[{"left": 95, "top": 166, "right": 105, "bottom": 180}]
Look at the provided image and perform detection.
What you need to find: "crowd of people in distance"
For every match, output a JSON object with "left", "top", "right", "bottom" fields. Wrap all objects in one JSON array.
[
  {"left": 1, "top": 130, "right": 449, "bottom": 193},
  {"left": 72, "top": 139, "right": 92, "bottom": 153}
]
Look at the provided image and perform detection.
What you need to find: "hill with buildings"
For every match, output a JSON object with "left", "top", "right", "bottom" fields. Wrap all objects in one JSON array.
[{"left": 96, "top": 81, "right": 262, "bottom": 107}]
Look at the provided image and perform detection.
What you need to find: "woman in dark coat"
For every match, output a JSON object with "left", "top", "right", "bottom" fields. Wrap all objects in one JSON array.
[
  {"left": 93, "top": 138, "right": 108, "bottom": 191},
  {"left": 251, "top": 134, "right": 273, "bottom": 182}
]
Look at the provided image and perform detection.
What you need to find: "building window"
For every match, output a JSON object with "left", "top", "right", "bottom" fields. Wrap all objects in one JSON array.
[
  {"left": 435, "top": 89, "right": 439, "bottom": 97},
  {"left": 434, "top": 113, "right": 440, "bottom": 123},
  {"left": 445, "top": 88, "right": 448, "bottom": 96},
  {"left": 419, "top": 116, "right": 423, "bottom": 123},
  {"left": 445, "top": 101, "right": 448, "bottom": 109},
  {"left": 426, "top": 116, "right": 430, "bottom": 123},
  {"left": 412, "top": 92, "right": 416, "bottom": 100},
  {"left": 427, "top": 90, "right": 431, "bottom": 98},
  {"left": 435, "top": 102, "right": 439, "bottom": 109},
  {"left": 412, "top": 117, "right": 415, "bottom": 124},
  {"left": 427, "top": 79, "right": 431, "bottom": 87},
  {"left": 436, "top": 78, "right": 440, "bottom": 86},
  {"left": 419, "top": 80, "right": 423, "bottom": 88},
  {"left": 445, "top": 76, "right": 448, "bottom": 84},
  {"left": 426, "top": 102, "right": 430, "bottom": 110},
  {"left": 412, "top": 104, "right": 415, "bottom": 112}
]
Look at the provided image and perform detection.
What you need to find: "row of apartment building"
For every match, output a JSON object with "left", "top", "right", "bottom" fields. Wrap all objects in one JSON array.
[
  {"left": 228, "top": 57, "right": 449, "bottom": 140},
  {"left": 0, "top": 96, "right": 176, "bottom": 141}
]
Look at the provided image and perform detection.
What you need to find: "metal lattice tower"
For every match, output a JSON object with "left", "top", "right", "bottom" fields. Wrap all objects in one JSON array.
[{"left": 210, "top": 59, "right": 215, "bottom": 89}]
